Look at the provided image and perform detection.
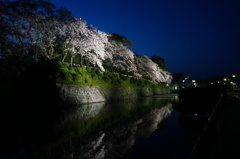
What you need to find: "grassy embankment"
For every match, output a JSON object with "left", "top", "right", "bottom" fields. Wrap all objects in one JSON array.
[
  {"left": 0, "top": 61, "right": 168, "bottom": 89},
  {"left": 55, "top": 62, "right": 168, "bottom": 88}
]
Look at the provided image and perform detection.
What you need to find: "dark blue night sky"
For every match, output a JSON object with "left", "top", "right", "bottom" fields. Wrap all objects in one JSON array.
[{"left": 51, "top": 0, "right": 240, "bottom": 79}]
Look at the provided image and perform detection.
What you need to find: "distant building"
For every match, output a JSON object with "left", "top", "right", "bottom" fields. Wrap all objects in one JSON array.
[
  {"left": 171, "top": 73, "right": 196, "bottom": 90},
  {"left": 196, "top": 72, "right": 240, "bottom": 90}
]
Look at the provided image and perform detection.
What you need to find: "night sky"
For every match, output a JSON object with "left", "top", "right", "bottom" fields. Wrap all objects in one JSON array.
[{"left": 51, "top": 0, "right": 240, "bottom": 79}]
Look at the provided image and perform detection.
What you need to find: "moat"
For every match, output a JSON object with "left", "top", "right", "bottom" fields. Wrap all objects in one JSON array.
[{"left": 0, "top": 93, "right": 215, "bottom": 159}]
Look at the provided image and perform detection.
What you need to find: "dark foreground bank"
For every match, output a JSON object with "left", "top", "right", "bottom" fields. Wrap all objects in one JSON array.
[{"left": 191, "top": 95, "right": 240, "bottom": 159}]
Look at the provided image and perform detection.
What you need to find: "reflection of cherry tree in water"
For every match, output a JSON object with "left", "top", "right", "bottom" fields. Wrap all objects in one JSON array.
[{"left": 60, "top": 102, "right": 173, "bottom": 159}]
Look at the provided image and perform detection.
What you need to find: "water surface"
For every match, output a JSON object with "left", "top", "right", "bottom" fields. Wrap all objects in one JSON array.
[{"left": 1, "top": 94, "right": 209, "bottom": 159}]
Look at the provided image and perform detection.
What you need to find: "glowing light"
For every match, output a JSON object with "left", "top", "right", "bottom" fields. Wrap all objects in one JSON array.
[
  {"left": 224, "top": 78, "right": 227, "bottom": 81},
  {"left": 232, "top": 75, "right": 236, "bottom": 78},
  {"left": 192, "top": 80, "right": 196, "bottom": 83}
]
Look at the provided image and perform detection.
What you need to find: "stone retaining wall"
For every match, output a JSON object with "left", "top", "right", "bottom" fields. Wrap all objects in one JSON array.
[{"left": 56, "top": 83, "right": 170, "bottom": 105}]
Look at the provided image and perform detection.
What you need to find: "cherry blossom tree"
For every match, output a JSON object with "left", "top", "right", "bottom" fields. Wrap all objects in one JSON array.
[
  {"left": 134, "top": 55, "right": 172, "bottom": 83},
  {"left": 57, "top": 18, "right": 106, "bottom": 68},
  {"left": 0, "top": 0, "right": 36, "bottom": 60},
  {"left": 105, "top": 35, "right": 136, "bottom": 73},
  {"left": 0, "top": 0, "right": 74, "bottom": 62},
  {"left": 61, "top": 18, "right": 112, "bottom": 70},
  {"left": 67, "top": 18, "right": 91, "bottom": 66},
  {"left": 84, "top": 29, "right": 112, "bottom": 71}
]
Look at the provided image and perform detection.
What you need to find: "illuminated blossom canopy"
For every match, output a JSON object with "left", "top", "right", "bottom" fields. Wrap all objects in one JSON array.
[{"left": 0, "top": 0, "right": 172, "bottom": 83}]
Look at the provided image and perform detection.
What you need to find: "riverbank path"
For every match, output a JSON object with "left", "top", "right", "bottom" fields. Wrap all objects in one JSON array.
[{"left": 191, "top": 95, "right": 240, "bottom": 159}]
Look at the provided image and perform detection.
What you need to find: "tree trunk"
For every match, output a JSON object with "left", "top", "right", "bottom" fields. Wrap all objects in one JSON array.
[
  {"left": 70, "top": 55, "right": 74, "bottom": 66},
  {"left": 50, "top": 47, "right": 54, "bottom": 59},
  {"left": 62, "top": 52, "right": 67, "bottom": 63},
  {"left": 79, "top": 54, "right": 83, "bottom": 67}
]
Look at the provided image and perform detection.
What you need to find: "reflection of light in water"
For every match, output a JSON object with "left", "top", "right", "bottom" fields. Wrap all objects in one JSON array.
[
  {"left": 60, "top": 95, "right": 178, "bottom": 125},
  {"left": 137, "top": 103, "right": 173, "bottom": 137},
  {"left": 61, "top": 102, "right": 106, "bottom": 124},
  {"left": 67, "top": 101, "right": 174, "bottom": 159}
]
